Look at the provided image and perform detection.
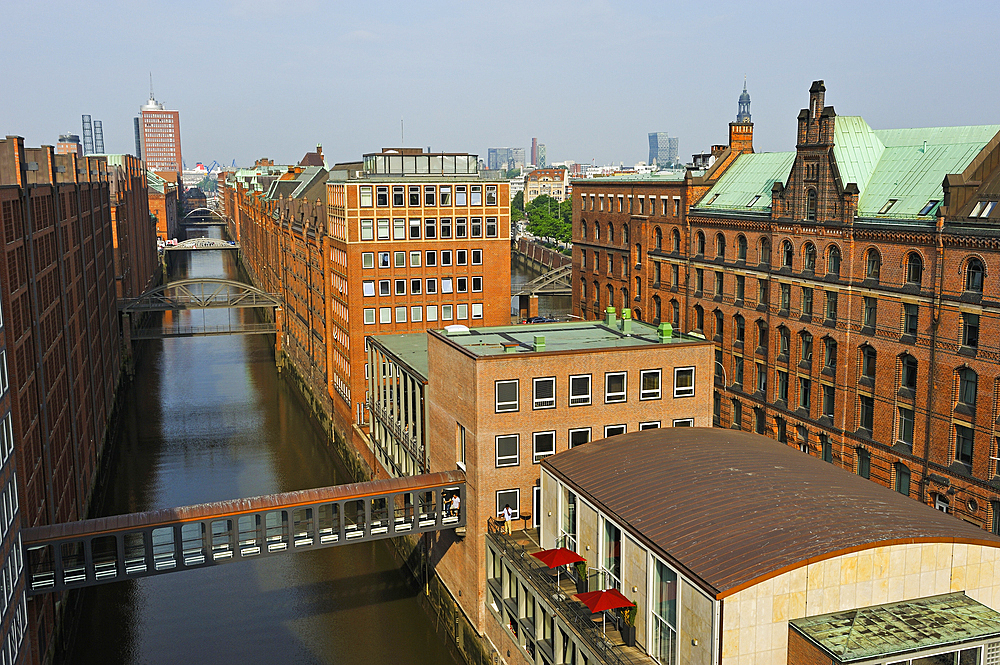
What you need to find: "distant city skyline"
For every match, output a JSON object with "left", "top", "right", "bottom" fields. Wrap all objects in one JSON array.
[{"left": 3, "top": 1, "right": 998, "bottom": 168}]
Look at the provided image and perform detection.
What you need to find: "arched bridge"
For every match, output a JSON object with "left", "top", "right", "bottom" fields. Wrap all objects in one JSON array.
[
  {"left": 120, "top": 279, "right": 282, "bottom": 340},
  {"left": 23, "top": 471, "right": 466, "bottom": 595},
  {"left": 164, "top": 238, "right": 239, "bottom": 251},
  {"left": 512, "top": 263, "right": 571, "bottom": 297},
  {"left": 181, "top": 207, "right": 227, "bottom": 224}
]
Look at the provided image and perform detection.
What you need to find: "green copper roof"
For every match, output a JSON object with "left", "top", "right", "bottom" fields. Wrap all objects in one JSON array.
[
  {"left": 695, "top": 151, "right": 795, "bottom": 212},
  {"left": 832, "top": 116, "right": 885, "bottom": 200},
  {"left": 790, "top": 593, "right": 1000, "bottom": 663},
  {"left": 574, "top": 170, "right": 688, "bottom": 183}
]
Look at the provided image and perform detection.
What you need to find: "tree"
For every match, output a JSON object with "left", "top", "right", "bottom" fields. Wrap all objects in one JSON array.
[
  {"left": 510, "top": 190, "right": 524, "bottom": 221},
  {"left": 525, "top": 194, "right": 572, "bottom": 243}
]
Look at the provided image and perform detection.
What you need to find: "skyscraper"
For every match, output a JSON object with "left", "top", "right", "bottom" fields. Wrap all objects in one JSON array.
[
  {"left": 537, "top": 143, "right": 546, "bottom": 168},
  {"left": 648, "top": 132, "right": 679, "bottom": 168},
  {"left": 138, "top": 87, "right": 182, "bottom": 174},
  {"left": 531, "top": 137, "right": 538, "bottom": 166}
]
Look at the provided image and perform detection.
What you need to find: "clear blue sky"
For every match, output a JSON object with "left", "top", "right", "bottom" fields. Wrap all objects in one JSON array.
[{"left": 3, "top": 0, "right": 998, "bottom": 168}]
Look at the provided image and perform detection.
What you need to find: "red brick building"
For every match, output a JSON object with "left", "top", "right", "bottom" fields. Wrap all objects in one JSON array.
[
  {"left": 138, "top": 93, "right": 182, "bottom": 176},
  {"left": 577, "top": 80, "right": 1000, "bottom": 531},
  {"left": 1, "top": 136, "right": 128, "bottom": 663}
]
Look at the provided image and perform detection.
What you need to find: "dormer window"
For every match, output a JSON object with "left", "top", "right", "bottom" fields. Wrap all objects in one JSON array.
[
  {"left": 918, "top": 200, "right": 940, "bottom": 216},
  {"left": 708, "top": 194, "right": 720, "bottom": 205},
  {"left": 877, "top": 199, "right": 897, "bottom": 215},
  {"left": 977, "top": 201, "right": 998, "bottom": 218},
  {"left": 746, "top": 195, "right": 761, "bottom": 207}
]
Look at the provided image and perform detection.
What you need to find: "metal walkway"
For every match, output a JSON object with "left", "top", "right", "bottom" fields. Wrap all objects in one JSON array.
[
  {"left": 23, "top": 471, "right": 466, "bottom": 595},
  {"left": 120, "top": 279, "right": 280, "bottom": 313},
  {"left": 164, "top": 238, "right": 239, "bottom": 250},
  {"left": 512, "top": 264, "right": 572, "bottom": 297}
]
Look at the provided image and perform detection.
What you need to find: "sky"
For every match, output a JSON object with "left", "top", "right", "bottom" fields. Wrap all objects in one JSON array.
[{"left": 3, "top": 0, "right": 999, "bottom": 169}]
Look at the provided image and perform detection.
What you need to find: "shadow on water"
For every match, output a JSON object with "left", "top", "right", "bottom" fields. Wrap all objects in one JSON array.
[{"left": 63, "top": 227, "right": 459, "bottom": 665}]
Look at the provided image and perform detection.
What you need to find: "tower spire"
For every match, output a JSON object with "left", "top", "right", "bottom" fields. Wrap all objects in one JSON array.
[
  {"left": 149, "top": 73, "right": 154, "bottom": 101},
  {"left": 736, "top": 78, "right": 752, "bottom": 124}
]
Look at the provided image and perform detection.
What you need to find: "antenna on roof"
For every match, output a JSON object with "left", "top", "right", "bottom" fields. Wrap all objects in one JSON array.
[
  {"left": 149, "top": 72, "right": 154, "bottom": 99},
  {"left": 401, "top": 119, "right": 404, "bottom": 144}
]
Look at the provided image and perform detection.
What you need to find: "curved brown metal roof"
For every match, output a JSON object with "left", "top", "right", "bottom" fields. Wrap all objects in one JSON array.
[{"left": 541, "top": 429, "right": 1000, "bottom": 599}]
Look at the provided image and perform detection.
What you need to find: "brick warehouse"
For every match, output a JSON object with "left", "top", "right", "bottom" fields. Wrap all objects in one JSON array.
[
  {"left": 0, "top": 136, "right": 160, "bottom": 664},
  {"left": 220, "top": 148, "right": 512, "bottom": 468},
  {"left": 574, "top": 81, "right": 1000, "bottom": 532}
]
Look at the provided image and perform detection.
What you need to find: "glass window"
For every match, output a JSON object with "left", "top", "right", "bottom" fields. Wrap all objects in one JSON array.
[
  {"left": 362, "top": 281, "right": 375, "bottom": 297},
  {"left": 440, "top": 217, "right": 452, "bottom": 239},
  {"left": 471, "top": 303, "right": 483, "bottom": 319},
  {"left": 894, "top": 463, "right": 911, "bottom": 496},
  {"left": 826, "top": 291, "right": 838, "bottom": 320},
  {"left": 457, "top": 304, "right": 468, "bottom": 320},
  {"left": 602, "top": 520, "right": 622, "bottom": 590},
  {"left": 362, "top": 252, "right": 374, "bottom": 269},
  {"left": 639, "top": 421, "right": 660, "bottom": 430},
  {"left": 410, "top": 279, "right": 421, "bottom": 295},
  {"left": 604, "top": 424, "right": 626, "bottom": 438},
  {"left": 395, "top": 279, "right": 406, "bottom": 296},
  {"left": 495, "top": 380, "right": 518, "bottom": 412},
  {"left": 532, "top": 431, "right": 555, "bottom": 463},
  {"left": 966, "top": 258, "right": 984, "bottom": 292},
  {"left": 859, "top": 395, "right": 874, "bottom": 432},
  {"left": 441, "top": 250, "right": 452, "bottom": 266},
  {"left": 777, "top": 370, "right": 789, "bottom": 402},
  {"left": 533, "top": 377, "right": 555, "bottom": 409},
  {"left": 457, "top": 249, "right": 467, "bottom": 265},
  {"left": 360, "top": 186, "right": 373, "bottom": 207},
  {"left": 956, "top": 425, "right": 974, "bottom": 465},
  {"left": 360, "top": 219, "right": 373, "bottom": 241},
  {"left": 379, "top": 280, "right": 390, "bottom": 296},
  {"left": 866, "top": 249, "right": 881, "bottom": 280},
  {"left": 376, "top": 186, "right": 388, "bottom": 206},
  {"left": 442, "top": 278, "right": 453, "bottom": 294},
  {"left": 363, "top": 308, "right": 375, "bottom": 324},
  {"left": 963, "top": 313, "right": 980, "bottom": 348},
  {"left": 426, "top": 278, "right": 437, "bottom": 294},
  {"left": 379, "top": 307, "right": 391, "bottom": 324},
  {"left": 440, "top": 186, "right": 452, "bottom": 206},
  {"left": 409, "top": 218, "right": 421, "bottom": 239},
  {"left": 455, "top": 218, "right": 467, "bottom": 238},
  {"left": 862, "top": 346, "right": 877, "bottom": 379},
  {"left": 857, "top": 447, "right": 871, "bottom": 478},
  {"left": 605, "top": 372, "right": 626, "bottom": 403},
  {"left": 640, "top": 370, "right": 661, "bottom": 400},
  {"left": 569, "top": 428, "right": 590, "bottom": 448},
  {"left": 392, "top": 185, "right": 404, "bottom": 206},
  {"left": 425, "top": 251, "right": 437, "bottom": 267},
  {"left": 411, "top": 306, "right": 422, "bottom": 322},
  {"left": 471, "top": 217, "right": 482, "bottom": 237},
  {"left": 485, "top": 186, "right": 497, "bottom": 206},
  {"left": 377, "top": 219, "right": 390, "bottom": 240},
  {"left": 906, "top": 253, "right": 923, "bottom": 283},
  {"left": 496, "top": 435, "right": 519, "bottom": 467},
  {"left": 394, "top": 306, "right": 406, "bottom": 323},
  {"left": 802, "top": 288, "right": 813, "bottom": 316},
  {"left": 486, "top": 217, "right": 498, "bottom": 237},
  {"left": 569, "top": 375, "right": 591, "bottom": 406},
  {"left": 823, "top": 384, "right": 835, "bottom": 418},
  {"left": 898, "top": 407, "right": 914, "bottom": 446},
  {"left": 455, "top": 186, "right": 467, "bottom": 206},
  {"left": 904, "top": 303, "right": 918, "bottom": 336},
  {"left": 426, "top": 305, "right": 438, "bottom": 321},
  {"left": 442, "top": 304, "right": 453, "bottom": 320},
  {"left": 472, "top": 277, "right": 482, "bottom": 292},
  {"left": 828, "top": 246, "right": 841, "bottom": 276},
  {"left": 409, "top": 185, "right": 421, "bottom": 206},
  {"left": 472, "top": 249, "right": 482, "bottom": 265},
  {"left": 901, "top": 355, "right": 917, "bottom": 390},
  {"left": 959, "top": 368, "right": 977, "bottom": 406},
  {"left": 424, "top": 186, "right": 436, "bottom": 206},
  {"left": 393, "top": 219, "right": 405, "bottom": 240},
  {"left": 408, "top": 251, "right": 420, "bottom": 267},
  {"left": 458, "top": 278, "right": 469, "bottom": 293},
  {"left": 674, "top": 367, "right": 695, "bottom": 397}
]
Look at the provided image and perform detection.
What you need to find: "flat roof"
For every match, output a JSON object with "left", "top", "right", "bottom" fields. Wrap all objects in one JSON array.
[
  {"left": 542, "top": 428, "right": 1000, "bottom": 599},
  {"left": 367, "top": 333, "right": 429, "bottom": 380},
  {"left": 430, "top": 319, "right": 707, "bottom": 359},
  {"left": 790, "top": 593, "right": 1000, "bottom": 663}
]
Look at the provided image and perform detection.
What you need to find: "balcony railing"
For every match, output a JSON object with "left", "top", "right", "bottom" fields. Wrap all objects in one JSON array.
[
  {"left": 486, "top": 519, "right": 630, "bottom": 665},
  {"left": 367, "top": 399, "right": 426, "bottom": 475}
]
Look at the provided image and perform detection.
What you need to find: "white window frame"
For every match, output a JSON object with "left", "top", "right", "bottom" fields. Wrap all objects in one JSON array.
[
  {"left": 409, "top": 251, "right": 421, "bottom": 267},
  {"left": 673, "top": 367, "right": 695, "bottom": 398},
  {"left": 426, "top": 305, "right": 438, "bottom": 322},
  {"left": 604, "top": 371, "right": 627, "bottom": 403},
  {"left": 442, "top": 304, "right": 453, "bottom": 321},
  {"left": 533, "top": 431, "right": 556, "bottom": 463},
  {"left": 393, "top": 251, "right": 405, "bottom": 268},
  {"left": 496, "top": 489, "right": 520, "bottom": 519},
  {"left": 378, "top": 280, "right": 390, "bottom": 296},
  {"left": 639, "top": 369, "right": 662, "bottom": 400},
  {"left": 394, "top": 306, "right": 407, "bottom": 323},
  {"left": 363, "top": 308, "right": 376, "bottom": 325},
  {"left": 472, "top": 249, "right": 483, "bottom": 265},
  {"left": 442, "top": 278, "right": 453, "bottom": 294},
  {"left": 378, "top": 251, "right": 390, "bottom": 268},
  {"left": 472, "top": 276, "right": 483, "bottom": 292},
  {"left": 532, "top": 377, "right": 556, "bottom": 410},
  {"left": 377, "top": 219, "right": 390, "bottom": 240},
  {"left": 495, "top": 380, "right": 518, "bottom": 413},
  {"left": 569, "top": 374, "right": 591, "bottom": 406},
  {"left": 568, "top": 427, "right": 591, "bottom": 448},
  {"left": 362, "top": 281, "right": 375, "bottom": 297},
  {"left": 426, "top": 279, "right": 438, "bottom": 294},
  {"left": 533, "top": 486, "right": 541, "bottom": 528},
  {"left": 425, "top": 250, "right": 437, "bottom": 266},
  {"left": 410, "top": 306, "right": 422, "bottom": 322},
  {"left": 471, "top": 303, "right": 483, "bottom": 319},
  {"left": 379, "top": 307, "right": 392, "bottom": 324},
  {"left": 604, "top": 424, "right": 626, "bottom": 438},
  {"left": 495, "top": 435, "right": 519, "bottom": 468},
  {"left": 639, "top": 421, "right": 660, "bottom": 430},
  {"left": 672, "top": 418, "right": 695, "bottom": 427},
  {"left": 456, "top": 304, "right": 468, "bottom": 320},
  {"left": 360, "top": 219, "right": 374, "bottom": 241},
  {"left": 362, "top": 252, "right": 374, "bottom": 269}
]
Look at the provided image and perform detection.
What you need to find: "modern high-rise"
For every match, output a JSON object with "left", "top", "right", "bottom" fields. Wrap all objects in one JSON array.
[
  {"left": 138, "top": 91, "right": 182, "bottom": 174},
  {"left": 531, "top": 138, "right": 538, "bottom": 166},
  {"left": 487, "top": 147, "right": 512, "bottom": 171},
  {"left": 648, "top": 131, "right": 679, "bottom": 168},
  {"left": 536, "top": 143, "right": 546, "bottom": 168},
  {"left": 55, "top": 134, "right": 83, "bottom": 156}
]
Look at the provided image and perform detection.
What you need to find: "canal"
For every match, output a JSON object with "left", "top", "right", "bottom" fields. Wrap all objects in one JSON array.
[
  {"left": 510, "top": 253, "right": 572, "bottom": 320},
  {"left": 65, "top": 227, "right": 460, "bottom": 664}
]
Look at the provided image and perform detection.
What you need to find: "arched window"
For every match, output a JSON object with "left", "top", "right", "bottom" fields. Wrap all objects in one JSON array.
[
  {"left": 901, "top": 354, "right": 917, "bottom": 390},
  {"left": 906, "top": 253, "right": 923, "bottom": 284},
  {"left": 633, "top": 309, "right": 641, "bottom": 321},
  {"left": 861, "top": 345, "right": 877, "bottom": 379},
  {"left": 671, "top": 299, "right": 680, "bottom": 326},
  {"left": 894, "top": 462, "right": 911, "bottom": 495},
  {"left": 782, "top": 240, "right": 793, "bottom": 267},
  {"left": 800, "top": 331, "right": 813, "bottom": 362},
  {"left": 694, "top": 304, "right": 704, "bottom": 331},
  {"left": 737, "top": 235, "right": 748, "bottom": 261},
  {"left": 621, "top": 287, "right": 629, "bottom": 306},
  {"left": 580, "top": 280, "right": 587, "bottom": 301},
  {"left": 803, "top": 243, "right": 817, "bottom": 271},
  {"left": 760, "top": 238, "right": 771, "bottom": 265},
  {"left": 653, "top": 295, "right": 662, "bottom": 323},
  {"left": 635, "top": 276, "right": 641, "bottom": 297},
  {"left": 756, "top": 320, "right": 768, "bottom": 349},
  {"left": 696, "top": 231, "right": 706, "bottom": 255},
  {"left": 622, "top": 225, "right": 629, "bottom": 246},
  {"left": 734, "top": 314, "right": 745, "bottom": 343},
  {"left": 716, "top": 233, "right": 726, "bottom": 259},
  {"left": 778, "top": 326, "right": 790, "bottom": 356},
  {"left": 672, "top": 228, "right": 681, "bottom": 253},
  {"left": 654, "top": 227, "right": 662, "bottom": 250},
  {"left": 594, "top": 222, "right": 600, "bottom": 241},
  {"left": 806, "top": 189, "right": 817, "bottom": 221},
  {"left": 828, "top": 246, "right": 841, "bottom": 276},
  {"left": 958, "top": 367, "right": 978, "bottom": 406},
  {"left": 606, "top": 284, "right": 615, "bottom": 308},
  {"left": 966, "top": 257, "right": 984, "bottom": 292},
  {"left": 823, "top": 337, "right": 837, "bottom": 369},
  {"left": 714, "top": 310, "right": 724, "bottom": 339},
  {"left": 594, "top": 281, "right": 601, "bottom": 309},
  {"left": 581, "top": 220, "right": 588, "bottom": 241},
  {"left": 635, "top": 243, "right": 641, "bottom": 264},
  {"left": 607, "top": 223, "right": 615, "bottom": 245},
  {"left": 866, "top": 249, "right": 881, "bottom": 281}
]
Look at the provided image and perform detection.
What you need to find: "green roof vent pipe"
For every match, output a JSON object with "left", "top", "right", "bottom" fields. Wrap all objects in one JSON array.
[
  {"left": 657, "top": 322, "right": 673, "bottom": 343},
  {"left": 605, "top": 307, "right": 617, "bottom": 328},
  {"left": 621, "top": 308, "right": 632, "bottom": 335}
]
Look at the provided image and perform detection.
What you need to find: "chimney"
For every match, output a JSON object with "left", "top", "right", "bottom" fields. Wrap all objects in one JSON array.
[
  {"left": 503, "top": 342, "right": 519, "bottom": 354},
  {"left": 605, "top": 307, "right": 617, "bottom": 328},
  {"left": 621, "top": 308, "right": 632, "bottom": 335},
  {"left": 657, "top": 322, "right": 673, "bottom": 343},
  {"left": 809, "top": 80, "right": 826, "bottom": 118},
  {"left": 533, "top": 335, "right": 545, "bottom": 352}
]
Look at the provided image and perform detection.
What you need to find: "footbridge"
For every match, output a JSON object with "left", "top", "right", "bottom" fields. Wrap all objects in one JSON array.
[
  {"left": 512, "top": 263, "right": 571, "bottom": 297},
  {"left": 164, "top": 238, "right": 239, "bottom": 251},
  {"left": 23, "top": 471, "right": 466, "bottom": 595},
  {"left": 120, "top": 279, "right": 281, "bottom": 340},
  {"left": 180, "top": 207, "right": 227, "bottom": 225}
]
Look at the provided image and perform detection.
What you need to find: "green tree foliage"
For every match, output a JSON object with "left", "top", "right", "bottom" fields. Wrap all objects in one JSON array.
[
  {"left": 510, "top": 190, "right": 524, "bottom": 221},
  {"left": 525, "top": 194, "right": 573, "bottom": 243}
]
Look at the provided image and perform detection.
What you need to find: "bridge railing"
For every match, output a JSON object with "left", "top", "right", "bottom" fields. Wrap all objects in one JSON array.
[{"left": 23, "top": 471, "right": 465, "bottom": 595}]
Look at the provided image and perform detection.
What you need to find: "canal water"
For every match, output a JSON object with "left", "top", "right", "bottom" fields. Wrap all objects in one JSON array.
[
  {"left": 510, "top": 254, "right": 572, "bottom": 319},
  {"left": 65, "top": 227, "right": 459, "bottom": 664}
]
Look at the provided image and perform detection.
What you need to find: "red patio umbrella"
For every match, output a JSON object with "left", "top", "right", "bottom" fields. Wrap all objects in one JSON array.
[
  {"left": 574, "top": 588, "right": 635, "bottom": 635},
  {"left": 530, "top": 547, "right": 585, "bottom": 587}
]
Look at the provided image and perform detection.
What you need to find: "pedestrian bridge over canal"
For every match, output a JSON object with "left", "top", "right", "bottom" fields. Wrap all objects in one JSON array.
[{"left": 23, "top": 471, "right": 466, "bottom": 595}]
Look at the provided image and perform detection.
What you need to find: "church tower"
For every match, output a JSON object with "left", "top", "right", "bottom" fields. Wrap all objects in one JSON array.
[{"left": 729, "top": 79, "right": 754, "bottom": 154}]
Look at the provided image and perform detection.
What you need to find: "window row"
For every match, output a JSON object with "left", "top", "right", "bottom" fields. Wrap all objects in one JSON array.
[
  {"left": 359, "top": 216, "right": 499, "bottom": 241},
  {"left": 360, "top": 184, "right": 497, "bottom": 208},
  {"left": 362, "top": 303, "right": 483, "bottom": 324},
  {"left": 581, "top": 195, "right": 681, "bottom": 218},
  {"left": 362, "top": 276, "right": 483, "bottom": 297},
  {"left": 494, "top": 420, "right": 694, "bottom": 467},
  {"left": 361, "top": 249, "right": 483, "bottom": 269},
  {"left": 494, "top": 368, "right": 695, "bottom": 413}
]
